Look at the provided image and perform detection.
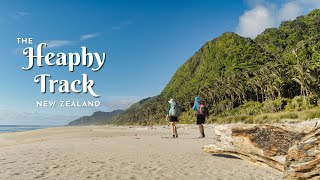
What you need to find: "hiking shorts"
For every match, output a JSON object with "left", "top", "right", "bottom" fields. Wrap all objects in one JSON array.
[
  {"left": 169, "top": 116, "right": 178, "bottom": 122},
  {"left": 196, "top": 114, "right": 206, "bottom": 125}
]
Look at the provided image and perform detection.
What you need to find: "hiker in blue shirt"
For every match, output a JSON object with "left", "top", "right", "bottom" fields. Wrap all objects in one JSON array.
[
  {"left": 192, "top": 96, "right": 207, "bottom": 138},
  {"left": 192, "top": 96, "right": 201, "bottom": 113}
]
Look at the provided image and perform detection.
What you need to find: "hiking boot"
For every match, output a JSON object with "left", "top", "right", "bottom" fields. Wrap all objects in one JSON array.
[{"left": 199, "top": 133, "right": 205, "bottom": 138}]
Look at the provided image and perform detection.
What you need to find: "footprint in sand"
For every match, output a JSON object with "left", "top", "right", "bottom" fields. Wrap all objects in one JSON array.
[
  {"left": 11, "top": 172, "right": 21, "bottom": 176},
  {"left": 51, "top": 165, "right": 59, "bottom": 169}
]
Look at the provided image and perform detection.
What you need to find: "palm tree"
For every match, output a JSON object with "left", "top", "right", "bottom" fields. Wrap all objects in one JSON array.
[
  {"left": 248, "top": 76, "right": 260, "bottom": 101},
  {"left": 292, "top": 59, "right": 316, "bottom": 105}
]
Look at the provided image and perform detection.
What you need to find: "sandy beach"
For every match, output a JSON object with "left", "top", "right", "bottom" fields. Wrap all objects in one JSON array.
[{"left": 0, "top": 125, "right": 282, "bottom": 180}]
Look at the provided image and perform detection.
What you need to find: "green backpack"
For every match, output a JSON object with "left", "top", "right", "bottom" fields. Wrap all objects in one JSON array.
[{"left": 169, "top": 103, "right": 182, "bottom": 117}]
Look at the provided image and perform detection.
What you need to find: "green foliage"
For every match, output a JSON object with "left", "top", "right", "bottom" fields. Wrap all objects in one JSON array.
[
  {"left": 262, "top": 99, "right": 288, "bottom": 113},
  {"left": 300, "top": 108, "right": 320, "bottom": 119},
  {"left": 177, "top": 110, "right": 196, "bottom": 124},
  {"left": 285, "top": 95, "right": 318, "bottom": 111},
  {"left": 221, "top": 101, "right": 263, "bottom": 116},
  {"left": 113, "top": 9, "right": 320, "bottom": 125}
]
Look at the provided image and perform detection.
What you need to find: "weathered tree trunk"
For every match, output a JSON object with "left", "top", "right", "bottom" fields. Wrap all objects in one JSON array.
[
  {"left": 202, "top": 120, "right": 319, "bottom": 179},
  {"left": 284, "top": 126, "right": 320, "bottom": 180},
  {"left": 202, "top": 124, "right": 305, "bottom": 171}
]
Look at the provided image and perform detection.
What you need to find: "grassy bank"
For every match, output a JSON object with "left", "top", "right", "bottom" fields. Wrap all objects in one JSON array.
[
  {"left": 112, "top": 96, "right": 320, "bottom": 126},
  {"left": 112, "top": 107, "right": 320, "bottom": 126},
  {"left": 177, "top": 107, "right": 320, "bottom": 124}
]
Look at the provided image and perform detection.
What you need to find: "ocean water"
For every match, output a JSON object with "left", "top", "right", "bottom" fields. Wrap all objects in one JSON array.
[{"left": 0, "top": 125, "right": 58, "bottom": 133}]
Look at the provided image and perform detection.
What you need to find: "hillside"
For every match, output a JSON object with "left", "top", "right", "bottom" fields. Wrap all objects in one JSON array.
[
  {"left": 68, "top": 110, "right": 124, "bottom": 126},
  {"left": 113, "top": 9, "right": 320, "bottom": 125}
]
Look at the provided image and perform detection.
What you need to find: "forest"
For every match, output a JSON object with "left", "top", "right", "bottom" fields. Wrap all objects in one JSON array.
[{"left": 112, "top": 9, "right": 320, "bottom": 125}]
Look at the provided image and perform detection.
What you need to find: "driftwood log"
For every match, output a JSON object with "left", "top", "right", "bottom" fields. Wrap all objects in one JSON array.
[
  {"left": 202, "top": 120, "right": 320, "bottom": 179},
  {"left": 284, "top": 126, "right": 320, "bottom": 179}
]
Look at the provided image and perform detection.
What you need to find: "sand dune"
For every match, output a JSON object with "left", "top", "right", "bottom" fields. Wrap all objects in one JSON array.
[{"left": 0, "top": 125, "right": 282, "bottom": 180}]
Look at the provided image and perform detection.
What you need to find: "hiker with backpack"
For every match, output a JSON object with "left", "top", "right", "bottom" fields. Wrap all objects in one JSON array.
[
  {"left": 166, "top": 98, "right": 181, "bottom": 138},
  {"left": 192, "top": 96, "right": 209, "bottom": 138}
]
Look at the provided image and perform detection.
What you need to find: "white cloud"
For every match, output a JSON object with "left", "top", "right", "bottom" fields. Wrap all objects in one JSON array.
[
  {"left": 12, "top": 40, "right": 73, "bottom": 54},
  {"left": 112, "top": 26, "right": 121, "bottom": 30},
  {"left": 42, "top": 33, "right": 100, "bottom": 49},
  {"left": 80, "top": 33, "right": 100, "bottom": 40},
  {"left": 120, "top": 20, "right": 133, "bottom": 25},
  {"left": 0, "top": 11, "right": 30, "bottom": 24},
  {"left": 44, "top": 40, "right": 73, "bottom": 48},
  {"left": 11, "top": 11, "right": 30, "bottom": 19},
  {"left": 237, "top": 0, "right": 320, "bottom": 38},
  {"left": 111, "top": 20, "right": 133, "bottom": 31},
  {"left": 16, "top": 11, "right": 29, "bottom": 16},
  {"left": 279, "top": 2, "right": 301, "bottom": 21},
  {"left": 237, "top": 5, "right": 275, "bottom": 39}
]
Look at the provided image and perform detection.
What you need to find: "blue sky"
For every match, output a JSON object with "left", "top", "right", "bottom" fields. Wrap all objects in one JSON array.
[{"left": 0, "top": 0, "right": 319, "bottom": 125}]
